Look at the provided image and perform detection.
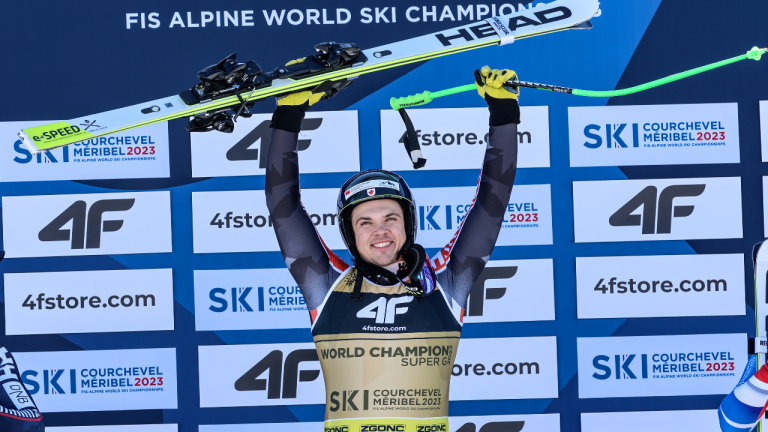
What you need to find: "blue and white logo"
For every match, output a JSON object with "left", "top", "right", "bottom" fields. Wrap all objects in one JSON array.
[
  {"left": 413, "top": 185, "right": 552, "bottom": 251},
  {"left": 568, "top": 103, "right": 740, "bottom": 167},
  {"left": 208, "top": 285, "right": 306, "bottom": 314},
  {"left": 195, "top": 269, "right": 310, "bottom": 331},
  {"left": 577, "top": 334, "right": 745, "bottom": 398},
  {"left": 0, "top": 121, "right": 170, "bottom": 182},
  {"left": 14, "top": 348, "right": 177, "bottom": 412}
]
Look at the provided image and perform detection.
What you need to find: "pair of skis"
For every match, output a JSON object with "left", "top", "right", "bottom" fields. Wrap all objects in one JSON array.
[{"left": 17, "top": 0, "right": 601, "bottom": 155}]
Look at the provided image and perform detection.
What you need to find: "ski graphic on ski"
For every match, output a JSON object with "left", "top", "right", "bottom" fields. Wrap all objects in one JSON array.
[{"left": 18, "top": 0, "right": 599, "bottom": 155}]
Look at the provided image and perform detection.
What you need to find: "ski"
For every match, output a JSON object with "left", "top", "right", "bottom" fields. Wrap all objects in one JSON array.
[
  {"left": 18, "top": 0, "right": 599, "bottom": 155},
  {"left": 753, "top": 241, "right": 768, "bottom": 432}
]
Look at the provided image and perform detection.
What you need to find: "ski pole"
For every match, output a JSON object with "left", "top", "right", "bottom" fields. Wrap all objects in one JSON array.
[{"left": 390, "top": 46, "right": 767, "bottom": 110}]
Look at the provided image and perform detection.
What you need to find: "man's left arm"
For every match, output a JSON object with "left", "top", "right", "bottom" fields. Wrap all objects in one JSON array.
[{"left": 436, "top": 67, "right": 520, "bottom": 309}]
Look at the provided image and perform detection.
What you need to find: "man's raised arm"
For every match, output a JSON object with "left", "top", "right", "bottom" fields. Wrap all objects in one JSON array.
[
  {"left": 264, "top": 80, "right": 349, "bottom": 314},
  {"left": 436, "top": 67, "right": 520, "bottom": 309}
]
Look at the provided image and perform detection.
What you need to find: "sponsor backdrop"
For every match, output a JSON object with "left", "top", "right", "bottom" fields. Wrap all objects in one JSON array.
[{"left": 0, "top": 1, "right": 764, "bottom": 432}]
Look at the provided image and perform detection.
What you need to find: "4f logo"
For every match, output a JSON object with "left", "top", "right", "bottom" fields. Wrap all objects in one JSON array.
[
  {"left": 235, "top": 349, "right": 320, "bottom": 398},
  {"left": 357, "top": 296, "right": 413, "bottom": 324},
  {"left": 609, "top": 185, "right": 705, "bottom": 234},
  {"left": 465, "top": 266, "right": 516, "bottom": 317},
  {"left": 456, "top": 422, "right": 525, "bottom": 432},
  {"left": 226, "top": 118, "right": 322, "bottom": 167},
  {"left": 38, "top": 199, "right": 135, "bottom": 249},
  {"left": 592, "top": 354, "right": 649, "bottom": 380}
]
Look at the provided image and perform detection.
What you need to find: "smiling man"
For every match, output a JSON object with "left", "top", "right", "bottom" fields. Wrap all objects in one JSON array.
[{"left": 265, "top": 66, "right": 520, "bottom": 432}]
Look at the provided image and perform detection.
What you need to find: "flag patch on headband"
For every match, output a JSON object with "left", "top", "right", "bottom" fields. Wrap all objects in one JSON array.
[
  {"left": 367, "top": 188, "right": 376, "bottom": 196},
  {"left": 344, "top": 179, "right": 399, "bottom": 200}
]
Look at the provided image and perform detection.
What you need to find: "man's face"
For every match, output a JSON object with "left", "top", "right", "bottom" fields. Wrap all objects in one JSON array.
[{"left": 351, "top": 199, "right": 407, "bottom": 267}]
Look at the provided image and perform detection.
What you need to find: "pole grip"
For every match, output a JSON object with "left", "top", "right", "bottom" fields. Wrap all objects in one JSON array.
[{"left": 390, "top": 91, "right": 433, "bottom": 110}]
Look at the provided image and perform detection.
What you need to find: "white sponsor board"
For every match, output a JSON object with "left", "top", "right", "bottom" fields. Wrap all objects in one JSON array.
[
  {"left": 416, "top": 185, "right": 553, "bottom": 254},
  {"left": 3, "top": 191, "right": 172, "bottom": 258},
  {"left": 192, "top": 189, "right": 342, "bottom": 253},
  {"left": 568, "top": 103, "right": 740, "bottom": 167},
  {"left": 761, "top": 101, "right": 768, "bottom": 162},
  {"left": 451, "top": 336, "right": 558, "bottom": 400},
  {"left": 576, "top": 254, "right": 745, "bottom": 319},
  {"left": 194, "top": 269, "right": 310, "bottom": 331},
  {"left": 577, "top": 334, "right": 745, "bottom": 399},
  {"left": 47, "top": 425, "right": 177, "bottom": 432},
  {"left": 198, "top": 343, "right": 324, "bottom": 407},
  {"left": 16, "top": 348, "right": 177, "bottom": 412},
  {"left": 0, "top": 121, "right": 169, "bottom": 182},
  {"left": 200, "top": 337, "right": 557, "bottom": 408},
  {"left": 573, "top": 177, "right": 742, "bottom": 243},
  {"left": 464, "top": 259, "right": 555, "bottom": 323},
  {"left": 191, "top": 111, "right": 360, "bottom": 177},
  {"left": 581, "top": 410, "right": 719, "bottom": 432},
  {"left": 381, "top": 106, "right": 550, "bottom": 170},
  {"left": 193, "top": 185, "right": 551, "bottom": 253},
  {"left": 5, "top": 269, "right": 175, "bottom": 335},
  {"left": 198, "top": 414, "right": 560, "bottom": 432}
]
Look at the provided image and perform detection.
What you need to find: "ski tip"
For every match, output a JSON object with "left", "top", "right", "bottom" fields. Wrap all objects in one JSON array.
[
  {"left": 17, "top": 131, "right": 43, "bottom": 155},
  {"left": 747, "top": 46, "right": 767, "bottom": 61},
  {"left": 753, "top": 242, "right": 764, "bottom": 267}
]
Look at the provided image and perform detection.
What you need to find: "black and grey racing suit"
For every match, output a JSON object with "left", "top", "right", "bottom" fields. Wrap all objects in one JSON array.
[{"left": 265, "top": 105, "right": 518, "bottom": 430}]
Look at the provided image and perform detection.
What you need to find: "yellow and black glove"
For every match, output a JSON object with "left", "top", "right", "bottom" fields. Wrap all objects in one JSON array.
[
  {"left": 475, "top": 66, "right": 521, "bottom": 126},
  {"left": 271, "top": 58, "right": 331, "bottom": 133},
  {"left": 272, "top": 58, "right": 352, "bottom": 133},
  {"left": 276, "top": 58, "right": 331, "bottom": 109}
]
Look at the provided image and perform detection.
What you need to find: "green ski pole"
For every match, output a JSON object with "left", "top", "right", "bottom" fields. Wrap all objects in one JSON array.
[{"left": 390, "top": 46, "right": 767, "bottom": 110}]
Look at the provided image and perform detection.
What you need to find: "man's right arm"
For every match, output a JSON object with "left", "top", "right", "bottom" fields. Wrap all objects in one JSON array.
[{"left": 265, "top": 105, "right": 348, "bottom": 316}]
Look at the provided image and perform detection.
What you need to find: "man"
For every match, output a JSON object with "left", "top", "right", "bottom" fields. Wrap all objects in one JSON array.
[{"left": 265, "top": 66, "right": 519, "bottom": 431}]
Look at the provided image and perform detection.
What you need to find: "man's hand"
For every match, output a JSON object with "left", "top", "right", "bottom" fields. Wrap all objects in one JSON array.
[
  {"left": 276, "top": 58, "right": 334, "bottom": 109},
  {"left": 276, "top": 58, "right": 354, "bottom": 109},
  {"left": 475, "top": 66, "right": 519, "bottom": 100},
  {"left": 272, "top": 58, "right": 353, "bottom": 132},
  {"left": 475, "top": 66, "right": 521, "bottom": 126}
]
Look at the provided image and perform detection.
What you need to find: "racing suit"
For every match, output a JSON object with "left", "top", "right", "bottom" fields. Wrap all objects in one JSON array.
[{"left": 265, "top": 102, "right": 518, "bottom": 431}]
